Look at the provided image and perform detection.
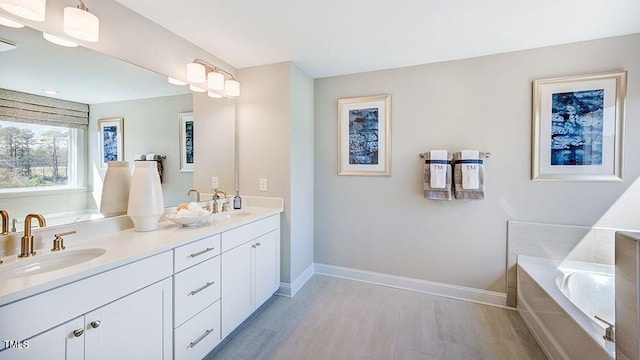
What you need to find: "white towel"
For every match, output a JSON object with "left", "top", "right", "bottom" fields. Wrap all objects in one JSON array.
[
  {"left": 461, "top": 150, "right": 480, "bottom": 190},
  {"left": 429, "top": 150, "right": 448, "bottom": 189},
  {"left": 145, "top": 153, "right": 158, "bottom": 161}
]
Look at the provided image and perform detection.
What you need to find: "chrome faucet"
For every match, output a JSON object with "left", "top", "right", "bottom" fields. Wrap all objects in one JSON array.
[
  {"left": 187, "top": 189, "right": 201, "bottom": 202},
  {"left": 0, "top": 210, "right": 8, "bottom": 234},
  {"left": 594, "top": 315, "right": 615, "bottom": 342},
  {"left": 211, "top": 190, "right": 228, "bottom": 214},
  {"left": 19, "top": 213, "right": 46, "bottom": 258}
]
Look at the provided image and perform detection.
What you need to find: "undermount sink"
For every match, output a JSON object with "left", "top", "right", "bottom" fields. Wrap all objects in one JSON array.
[
  {"left": 0, "top": 248, "right": 106, "bottom": 280},
  {"left": 212, "top": 210, "right": 252, "bottom": 220}
]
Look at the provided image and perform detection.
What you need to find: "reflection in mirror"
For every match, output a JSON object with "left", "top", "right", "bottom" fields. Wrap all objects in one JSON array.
[{"left": 0, "top": 25, "right": 236, "bottom": 231}]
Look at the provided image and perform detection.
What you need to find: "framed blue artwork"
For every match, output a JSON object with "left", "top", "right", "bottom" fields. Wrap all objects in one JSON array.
[
  {"left": 179, "top": 112, "right": 194, "bottom": 173},
  {"left": 532, "top": 71, "right": 626, "bottom": 181},
  {"left": 98, "top": 118, "right": 124, "bottom": 169},
  {"left": 338, "top": 95, "right": 391, "bottom": 176}
]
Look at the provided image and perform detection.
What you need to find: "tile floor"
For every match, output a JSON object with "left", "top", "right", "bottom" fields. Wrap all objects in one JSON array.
[{"left": 208, "top": 275, "right": 546, "bottom": 360}]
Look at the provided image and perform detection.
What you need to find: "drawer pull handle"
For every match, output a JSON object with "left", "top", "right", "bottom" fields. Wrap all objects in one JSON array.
[
  {"left": 73, "top": 329, "right": 84, "bottom": 337},
  {"left": 189, "top": 329, "right": 214, "bottom": 348},
  {"left": 188, "top": 281, "right": 215, "bottom": 296},
  {"left": 90, "top": 320, "right": 101, "bottom": 329},
  {"left": 189, "top": 247, "right": 216, "bottom": 258}
]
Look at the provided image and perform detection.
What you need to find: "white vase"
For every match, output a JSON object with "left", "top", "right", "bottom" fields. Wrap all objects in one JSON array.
[
  {"left": 100, "top": 161, "right": 131, "bottom": 217},
  {"left": 127, "top": 161, "right": 164, "bottom": 231}
]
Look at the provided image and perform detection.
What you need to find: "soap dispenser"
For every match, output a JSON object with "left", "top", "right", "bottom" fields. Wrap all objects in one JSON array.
[{"left": 233, "top": 191, "right": 242, "bottom": 209}]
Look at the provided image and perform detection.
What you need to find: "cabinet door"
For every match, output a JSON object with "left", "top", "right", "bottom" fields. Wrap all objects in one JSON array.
[
  {"left": 254, "top": 230, "right": 279, "bottom": 307},
  {"left": 0, "top": 317, "right": 84, "bottom": 360},
  {"left": 84, "top": 278, "right": 172, "bottom": 360},
  {"left": 221, "top": 241, "right": 252, "bottom": 338}
]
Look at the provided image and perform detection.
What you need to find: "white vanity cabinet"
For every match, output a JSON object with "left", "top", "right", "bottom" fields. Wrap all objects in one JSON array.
[
  {"left": 172, "top": 234, "right": 222, "bottom": 360},
  {"left": 221, "top": 215, "right": 280, "bottom": 337},
  {"left": 0, "top": 252, "right": 173, "bottom": 360},
  {"left": 83, "top": 279, "right": 172, "bottom": 360},
  {"left": 0, "top": 209, "right": 282, "bottom": 360},
  {"left": 0, "top": 317, "right": 84, "bottom": 360}
]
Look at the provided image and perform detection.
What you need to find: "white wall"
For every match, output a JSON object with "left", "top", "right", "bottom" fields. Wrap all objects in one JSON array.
[
  {"left": 314, "top": 34, "right": 640, "bottom": 293},
  {"left": 89, "top": 94, "right": 193, "bottom": 207},
  {"left": 289, "top": 64, "right": 315, "bottom": 283},
  {"left": 237, "top": 62, "right": 315, "bottom": 286}
]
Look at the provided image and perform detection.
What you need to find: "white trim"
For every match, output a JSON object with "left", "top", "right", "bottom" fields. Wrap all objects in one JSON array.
[
  {"left": 314, "top": 263, "right": 508, "bottom": 308},
  {"left": 276, "top": 263, "right": 315, "bottom": 298}
]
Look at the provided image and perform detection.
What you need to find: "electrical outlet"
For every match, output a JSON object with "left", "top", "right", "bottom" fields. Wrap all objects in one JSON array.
[
  {"left": 211, "top": 176, "right": 219, "bottom": 189},
  {"left": 259, "top": 178, "right": 268, "bottom": 192}
]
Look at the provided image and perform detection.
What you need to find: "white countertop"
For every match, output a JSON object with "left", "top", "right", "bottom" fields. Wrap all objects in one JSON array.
[{"left": 0, "top": 206, "right": 282, "bottom": 306}]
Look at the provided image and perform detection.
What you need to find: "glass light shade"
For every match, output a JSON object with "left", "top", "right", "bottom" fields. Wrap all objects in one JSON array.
[
  {"left": 63, "top": 6, "right": 99, "bottom": 42},
  {"left": 168, "top": 77, "right": 186, "bottom": 86},
  {"left": 43, "top": 32, "right": 78, "bottom": 47},
  {"left": 0, "top": 0, "right": 46, "bottom": 21},
  {"left": 0, "top": 14, "right": 24, "bottom": 27},
  {"left": 207, "top": 91, "right": 223, "bottom": 99},
  {"left": 189, "top": 84, "right": 205, "bottom": 93},
  {"left": 224, "top": 79, "right": 240, "bottom": 97},
  {"left": 186, "top": 63, "right": 205, "bottom": 83},
  {"left": 207, "top": 72, "right": 224, "bottom": 90}
]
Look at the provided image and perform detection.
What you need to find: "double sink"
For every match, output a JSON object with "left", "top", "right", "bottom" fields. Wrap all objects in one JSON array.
[{"left": 0, "top": 210, "right": 252, "bottom": 281}]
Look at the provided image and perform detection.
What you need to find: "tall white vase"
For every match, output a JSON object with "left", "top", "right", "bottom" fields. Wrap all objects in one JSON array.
[
  {"left": 127, "top": 161, "right": 164, "bottom": 231},
  {"left": 100, "top": 161, "right": 131, "bottom": 217}
]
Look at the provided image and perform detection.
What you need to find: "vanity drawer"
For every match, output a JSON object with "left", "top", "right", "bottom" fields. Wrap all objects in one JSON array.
[
  {"left": 174, "top": 256, "right": 221, "bottom": 327},
  {"left": 174, "top": 234, "right": 221, "bottom": 272},
  {"left": 174, "top": 300, "right": 221, "bottom": 360},
  {"left": 221, "top": 215, "right": 279, "bottom": 252}
]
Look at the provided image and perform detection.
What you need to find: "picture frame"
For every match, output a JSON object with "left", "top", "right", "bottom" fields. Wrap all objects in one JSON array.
[
  {"left": 98, "top": 118, "right": 124, "bottom": 169},
  {"left": 532, "top": 71, "right": 626, "bottom": 181},
  {"left": 338, "top": 95, "right": 391, "bottom": 176},
  {"left": 179, "top": 112, "right": 194, "bottom": 172}
]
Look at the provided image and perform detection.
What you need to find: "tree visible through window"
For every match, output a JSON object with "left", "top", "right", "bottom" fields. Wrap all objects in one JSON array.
[{"left": 0, "top": 121, "right": 70, "bottom": 189}]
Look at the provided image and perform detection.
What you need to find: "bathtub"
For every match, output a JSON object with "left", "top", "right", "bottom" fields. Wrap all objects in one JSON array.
[{"left": 516, "top": 255, "right": 615, "bottom": 360}]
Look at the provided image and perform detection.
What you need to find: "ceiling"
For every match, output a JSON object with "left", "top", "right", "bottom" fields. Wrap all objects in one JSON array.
[{"left": 115, "top": 0, "right": 640, "bottom": 78}]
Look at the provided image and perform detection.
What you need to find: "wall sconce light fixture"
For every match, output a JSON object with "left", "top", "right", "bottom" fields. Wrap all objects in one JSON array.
[
  {"left": 186, "top": 59, "right": 240, "bottom": 97},
  {"left": 0, "top": 0, "right": 46, "bottom": 22},
  {"left": 0, "top": 14, "right": 24, "bottom": 27},
  {"left": 63, "top": 0, "right": 99, "bottom": 42}
]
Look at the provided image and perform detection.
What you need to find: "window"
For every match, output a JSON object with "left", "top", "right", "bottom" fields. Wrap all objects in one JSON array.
[{"left": 0, "top": 120, "right": 84, "bottom": 191}]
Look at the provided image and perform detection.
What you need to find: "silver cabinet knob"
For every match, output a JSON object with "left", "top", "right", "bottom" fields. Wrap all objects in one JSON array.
[
  {"left": 90, "top": 320, "right": 101, "bottom": 329},
  {"left": 73, "top": 329, "right": 84, "bottom": 337}
]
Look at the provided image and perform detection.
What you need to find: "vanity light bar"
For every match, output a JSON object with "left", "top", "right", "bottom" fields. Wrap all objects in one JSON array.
[
  {"left": 187, "top": 59, "right": 240, "bottom": 97},
  {"left": 0, "top": 14, "right": 24, "bottom": 28}
]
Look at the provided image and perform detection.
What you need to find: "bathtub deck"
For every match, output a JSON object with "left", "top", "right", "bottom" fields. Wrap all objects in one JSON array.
[{"left": 208, "top": 275, "right": 546, "bottom": 360}]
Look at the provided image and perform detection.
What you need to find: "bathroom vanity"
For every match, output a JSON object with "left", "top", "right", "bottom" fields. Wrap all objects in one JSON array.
[{"left": 0, "top": 204, "right": 282, "bottom": 359}]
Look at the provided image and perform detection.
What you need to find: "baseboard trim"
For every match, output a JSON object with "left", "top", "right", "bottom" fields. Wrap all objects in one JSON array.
[
  {"left": 314, "top": 263, "right": 508, "bottom": 308},
  {"left": 276, "top": 263, "right": 315, "bottom": 298}
]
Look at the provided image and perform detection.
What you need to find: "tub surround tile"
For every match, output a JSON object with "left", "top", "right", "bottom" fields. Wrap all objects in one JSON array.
[
  {"left": 615, "top": 231, "right": 640, "bottom": 360},
  {"left": 507, "top": 221, "right": 620, "bottom": 307},
  {"left": 594, "top": 229, "right": 616, "bottom": 265}
]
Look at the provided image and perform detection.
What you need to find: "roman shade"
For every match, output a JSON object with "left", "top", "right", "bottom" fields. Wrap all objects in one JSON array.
[{"left": 0, "top": 88, "right": 89, "bottom": 129}]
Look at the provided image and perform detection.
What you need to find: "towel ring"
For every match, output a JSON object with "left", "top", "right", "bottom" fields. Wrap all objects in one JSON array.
[{"left": 419, "top": 152, "right": 491, "bottom": 159}]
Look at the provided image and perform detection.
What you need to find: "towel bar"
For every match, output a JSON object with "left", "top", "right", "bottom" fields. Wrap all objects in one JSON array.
[{"left": 419, "top": 152, "right": 491, "bottom": 159}]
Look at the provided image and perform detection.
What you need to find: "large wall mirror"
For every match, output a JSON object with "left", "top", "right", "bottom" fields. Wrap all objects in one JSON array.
[{"left": 0, "top": 25, "right": 236, "bottom": 230}]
